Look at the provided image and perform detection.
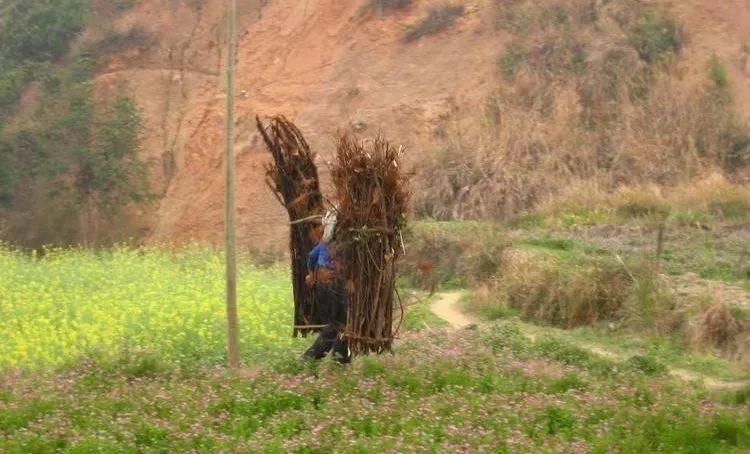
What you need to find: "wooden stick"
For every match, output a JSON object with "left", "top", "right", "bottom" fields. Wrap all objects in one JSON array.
[
  {"left": 655, "top": 223, "right": 665, "bottom": 273},
  {"left": 289, "top": 214, "right": 323, "bottom": 225}
]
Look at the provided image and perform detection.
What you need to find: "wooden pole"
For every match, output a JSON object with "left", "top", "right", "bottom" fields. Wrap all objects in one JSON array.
[
  {"left": 224, "top": 0, "right": 240, "bottom": 369},
  {"left": 655, "top": 222, "right": 665, "bottom": 273}
]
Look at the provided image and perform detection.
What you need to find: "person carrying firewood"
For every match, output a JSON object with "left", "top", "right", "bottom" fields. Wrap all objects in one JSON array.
[{"left": 301, "top": 211, "right": 351, "bottom": 364}]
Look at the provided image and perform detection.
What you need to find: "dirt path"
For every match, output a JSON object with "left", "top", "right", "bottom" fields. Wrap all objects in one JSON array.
[
  {"left": 429, "top": 292, "right": 749, "bottom": 390},
  {"left": 429, "top": 291, "right": 477, "bottom": 328}
]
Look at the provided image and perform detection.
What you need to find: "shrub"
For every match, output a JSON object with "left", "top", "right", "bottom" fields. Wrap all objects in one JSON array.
[
  {"left": 540, "top": 406, "right": 576, "bottom": 435},
  {"left": 482, "top": 248, "right": 676, "bottom": 331},
  {"left": 403, "top": 4, "right": 464, "bottom": 42},
  {"left": 613, "top": 186, "right": 670, "bottom": 220},
  {"left": 671, "top": 173, "right": 750, "bottom": 220},
  {"left": 499, "top": 41, "right": 525, "bottom": 81},
  {"left": 0, "top": 66, "right": 29, "bottom": 113},
  {"left": 628, "top": 10, "right": 683, "bottom": 63},
  {"left": 484, "top": 320, "right": 526, "bottom": 353},
  {"left": 401, "top": 221, "right": 510, "bottom": 289},
  {"left": 114, "top": 0, "right": 139, "bottom": 12},
  {"left": 709, "top": 54, "right": 729, "bottom": 88},
  {"left": 625, "top": 355, "right": 667, "bottom": 376},
  {"left": 548, "top": 373, "right": 587, "bottom": 393},
  {"left": 692, "top": 303, "right": 745, "bottom": 353},
  {"left": 720, "top": 385, "right": 750, "bottom": 406},
  {"left": 0, "top": 0, "right": 88, "bottom": 63},
  {"left": 470, "top": 282, "right": 513, "bottom": 320},
  {"left": 361, "top": 0, "right": 412, "bottom": 14},
  {"left": 89, "top": 25, "right": 153, "bottom": 56},
  {"left": 497, "top": 252, "right": 633, "bottom": 328},
  {"left": 415, "top": 1, "right": 748, "bottom": 224},
  {"left": 723, "top": 133, "right": 750, "bottom": 172}
]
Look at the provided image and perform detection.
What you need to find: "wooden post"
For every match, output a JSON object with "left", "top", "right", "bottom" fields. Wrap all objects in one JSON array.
[
  {"left": 224, "top": 0, "right": 240, "bottom": 369},
  {"left": 655, "top": 223, "right": 665, "bottom": 273}
]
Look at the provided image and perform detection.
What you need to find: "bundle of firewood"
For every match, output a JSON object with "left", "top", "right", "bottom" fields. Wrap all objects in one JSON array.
[
  {"left": 256, "top": 115, "right": 324, "bottom": 337},
  {"left": 331, "top": 134, "right": 410, "bottom": 354}
]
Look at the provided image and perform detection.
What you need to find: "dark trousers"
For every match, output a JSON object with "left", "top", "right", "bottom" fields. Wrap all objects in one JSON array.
[
  {"left": 303, "top": 325, "right": 350, "bottom": 362},
  {"left": 303, "top": 282, "right": 350, "bottom": 363}
]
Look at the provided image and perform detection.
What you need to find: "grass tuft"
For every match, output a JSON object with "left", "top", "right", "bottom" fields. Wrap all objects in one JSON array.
[
  {"left": 403, "top": 4, "right": 464, "bottom": 42},
  {"left": 625, "top": 355, "right": 668, "bottom": 376},
  {"left": 628, "top": 9, "right": 683, "bottom": 63},
  {"left": 361, "top": 0, "right": 412, "bottom": 15},
  {"left": 709, "top": 53, "right": 729, "bottom": 88}
]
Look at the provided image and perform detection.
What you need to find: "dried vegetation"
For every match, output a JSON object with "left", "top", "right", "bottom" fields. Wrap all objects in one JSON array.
[
  {"left": 332, "top": 134, "right": 410, "bottom": 354},
  {"left": 416, "top": 0, "right": 749, "bottom": 221}
]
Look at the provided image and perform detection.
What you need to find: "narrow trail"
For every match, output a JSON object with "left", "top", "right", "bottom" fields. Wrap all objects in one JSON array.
[
  {"left": 428, "top": 292, "right": 750, "bottom": 390},
  {"left": 429, "top": 291, "right": 477, "bottom": 329}
]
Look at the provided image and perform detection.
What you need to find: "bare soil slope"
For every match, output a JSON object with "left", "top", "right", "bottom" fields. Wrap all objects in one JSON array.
[{"left": 93, "top": 0, "right": 750, "bottom": 247}]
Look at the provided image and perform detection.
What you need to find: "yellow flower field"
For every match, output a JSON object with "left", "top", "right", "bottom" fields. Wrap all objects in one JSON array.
[{"left": 0, "top": 246, "right": 301, "bottom": 370}]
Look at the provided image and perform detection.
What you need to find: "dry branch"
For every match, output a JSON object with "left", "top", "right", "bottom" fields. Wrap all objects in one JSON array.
[
  {"left": 332, "top": 134, "right": 410, "bottom": 355},
  {"left": 256, "top": 115, "right": 324, "bottom": 337}
]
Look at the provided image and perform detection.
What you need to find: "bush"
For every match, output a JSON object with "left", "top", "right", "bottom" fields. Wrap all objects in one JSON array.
[
  {"left": 0, "top": 66, "right": 29, "bottom": 113},
  {"left": 628, "top": 10, "right": 683, "bottom": 63},
  {"left": 724, "top": 133, "right": 750, "bottom": 172},
  {"left": 709, "top": 54, "right": 729, "bottom": 88},
  {"left": 114, "top": 0, "right": 139, "bottom": 12},
  {"left": 414, "top": 1, "right": 748, "bottom": 224},
  {"left": 479, "top": 248, "right": 676, "bottom": 331},
  {"left": 625, "top": 355, "right": 667, "bottom": 376},
  {"left": 498, "top": 41, "right": 525, "bottom": 81},
  {"left": 692, "top": 303, "right": 745, "bottom": 353},
  {"left": 401, "top": 221, "right": 510, "bottom": 290},
  {"left": 403, "top": 4, "right": 464, "bottom": 42},
  {"left": 614, "top": 186, "right": 670, "bottom": 220},
  {"left": 0, "top": 0, "right": 89, "bottom": 64},
  {"left": 493, "top": 252, "right": 629, "bottom": 327},
  {"left": 0, "top": 0, "right": 89, "bottom": 116},
  {"left": 361, "top": 0, "right": 412, "bottom": 14},
  {"left": 671, "top": 173, "right": 750, "bottom": 221},
  {"left": 88, "top": 25, "right": 153, "bottom": 56}
]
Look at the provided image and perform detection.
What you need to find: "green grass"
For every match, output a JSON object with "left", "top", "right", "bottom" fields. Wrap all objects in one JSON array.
[
  {"left": 524, "top": 322, "right": 749, "bottom": 383},
  {"left": 401, "top": 292, "right": 449, "bottom": 331},
  {"left": 0, "top": 247, "right": 748, "bottom": 451},
  {"left": 1, "top": 324, "right": 748, "bottom": 452},
  {"left": 514, "top": 226, "right": 749, "bottom": 287}
]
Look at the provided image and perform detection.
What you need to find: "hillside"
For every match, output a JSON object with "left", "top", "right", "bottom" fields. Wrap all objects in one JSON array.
[
  {"left": 88, "top": 0, "right": 750, "bottom": 247},
  {"left": 0, "top": 0, "right": 747, "bottom": 247}
]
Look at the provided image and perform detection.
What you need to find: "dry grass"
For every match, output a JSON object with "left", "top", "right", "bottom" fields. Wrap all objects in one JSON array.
[
  {"left": 415, "top": 0, "right": 750, "bottom": 222},
  {"left": 401, "top": 221, "right": 510, "bottom": 289},
  {"left": 691, "top": 303, "right": 749, "bottom": 365},
  {"left": 469, "top": 248, "right": 678, "bottom": 332},
  {"left": 670, "top": 173, "right": 750, "bottom": 220},
  {"left": 531, "top": 173, "right": 750, "bottom": 226},
  {"left": 612, "top": 186, "right": 670, "bottom": 220}
]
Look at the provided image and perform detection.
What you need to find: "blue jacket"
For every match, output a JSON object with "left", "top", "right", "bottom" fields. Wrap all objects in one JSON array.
[{"left": 307, "top": 242, "right": 335, "bottom": 272}]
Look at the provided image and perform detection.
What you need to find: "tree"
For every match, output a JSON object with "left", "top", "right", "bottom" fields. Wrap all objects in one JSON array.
[{"left": 74, "top": 96, "right": 153, "bottom": 245}]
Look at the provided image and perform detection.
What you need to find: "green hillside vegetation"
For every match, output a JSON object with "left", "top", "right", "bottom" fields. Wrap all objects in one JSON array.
[{"left": 0, "top": 0, "right": 152, "bottom": 247}]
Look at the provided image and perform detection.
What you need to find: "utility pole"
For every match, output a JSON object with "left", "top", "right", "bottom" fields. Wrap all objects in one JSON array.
[{"left": 225, "top": 0, "right": 240, "bottom": 369}]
